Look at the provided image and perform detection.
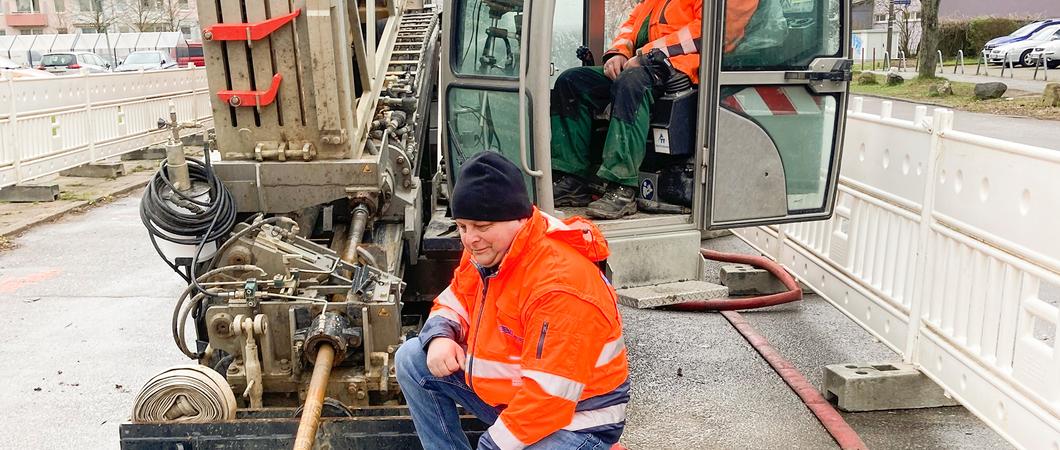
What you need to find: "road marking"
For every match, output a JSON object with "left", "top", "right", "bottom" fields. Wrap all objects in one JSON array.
[{"left": 0, "top": 269, "right": 61, "bottom": 294}]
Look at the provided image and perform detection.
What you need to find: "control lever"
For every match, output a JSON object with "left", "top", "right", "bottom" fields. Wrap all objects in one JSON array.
[{"left": 576, "top": 46, "right": 595, "bottom": 66}]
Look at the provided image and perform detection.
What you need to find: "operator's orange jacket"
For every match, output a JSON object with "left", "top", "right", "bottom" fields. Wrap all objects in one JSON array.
[
  {"left": 418, "top": 208, "right": 629, "bottom": 449},
  {"left": 603, "top": 0, "right": 760, "bottom": 84}
]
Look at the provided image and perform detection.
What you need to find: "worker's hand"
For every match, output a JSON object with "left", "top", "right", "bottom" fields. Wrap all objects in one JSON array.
[
  {"left": 603, "top": 55, "right": 628, "bottom": 80},
  {"left": 426, "top": 337, "right": 465, "bottom": 377},
  {"left": 623, "top": 55, "right": 642, "bottom": 70}
]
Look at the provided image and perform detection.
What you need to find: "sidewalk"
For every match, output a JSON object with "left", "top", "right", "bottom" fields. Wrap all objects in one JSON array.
[
  {"left": 0, "top": 147, "right": 202, "bottom": 244},
  {"left": 869, "top": 64, "right": 1054, "bottom": 94}
]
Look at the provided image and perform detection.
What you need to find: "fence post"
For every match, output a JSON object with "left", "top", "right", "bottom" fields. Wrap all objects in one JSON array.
[
  {"left": 7, "top": 75, "right": 20, "bottom": 185},
  {"left": 936, "top": 50, "right": 944, "bottom": 74},
  {"left": 902, "top": 107, "right": 954, "bottom": 362},
  {"left": 955, "top": 50, "right": 965, "bottom": 74},
  {"left": 872, "top": 48, "right": 877, "bottom": 70},
  {"left": 82, "top": 67, "right": 97, "bottom": 163}
]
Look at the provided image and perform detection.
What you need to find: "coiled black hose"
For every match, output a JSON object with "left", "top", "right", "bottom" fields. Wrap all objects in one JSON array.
[{"left": 140, "top": 156, "right": 236, "bottom": 286}]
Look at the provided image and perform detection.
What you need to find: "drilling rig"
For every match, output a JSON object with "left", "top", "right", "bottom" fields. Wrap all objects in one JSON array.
[
  {"left": 123, "top": 1, "right": 465, "bottom": 448},
  {"left": 120, "top": 0, "right": 851, "bottom": 447}
]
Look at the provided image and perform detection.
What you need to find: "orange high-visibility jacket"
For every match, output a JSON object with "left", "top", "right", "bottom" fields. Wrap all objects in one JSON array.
[
  {"left": 603, "top": 0, "right": 760, "bottom": 84},
  {"left": 419, "top": 208, "right": 629, "bottom": 449}
]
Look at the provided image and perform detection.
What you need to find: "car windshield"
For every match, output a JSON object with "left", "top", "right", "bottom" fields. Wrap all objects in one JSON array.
[
  {"left": 42, "top": 54, "right": 76, "bottom": 66},
  {"left": 1030, "top": 26, "right": 1060, "bottom": 40},
  {"left": 125, "top": 52, "right": 162, "bottom": 64},
  {"left": 1012, "top": 22, "right": 1044, "bottom": 36}
]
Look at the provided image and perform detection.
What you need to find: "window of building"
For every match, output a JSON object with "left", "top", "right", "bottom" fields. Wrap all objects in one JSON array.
[
  {"left": 20, "top": 28, "right": 44, "bottom": 35},
  {"left": 55, "top": 0, "right": 66, "bottom": 12},
  {"left": 79, "top": 0, "right": 102, "bottom": 12},
  {"left": 56, "top": 27, "right": 69, "bottom": 34},
  {"left": 16, "top": 0, "right": 41, "bottom": 13},
  {"left": 79, "top": 26, "right": 98, "bottom": 33},
  {"left": 873, "top": 13, "right": 887, "bottom": 23},
  {"left": 180, "top": 26, "right": 192, "bottom": 37}
]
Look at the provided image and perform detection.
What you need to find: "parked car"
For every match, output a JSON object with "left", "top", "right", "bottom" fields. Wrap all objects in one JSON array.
[
  {"left": 114, "top": 51, "right": 178, "bottom": 72},
  {"left": 0, "top": 56, "right": 55, "bottom": 79},
  {"left": 987, "top": 24, "right": 1060, "bottom": 66},
  {"left": 37, "top": 52, "right": 112, "bottom": 75},
  {"left": 176, "top": 42, "right": 205, "bottom": 68},
  {"left": 983, "top": 19, "right": 1060, "bottom": 51},
  {"left": 1029, "top": 36, "right": 1060, "bottom": 69}
]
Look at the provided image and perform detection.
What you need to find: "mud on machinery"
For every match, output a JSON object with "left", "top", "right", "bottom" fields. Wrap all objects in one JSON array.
[{"left": 121, "top": 0, "right": 851, "bottom": 448}]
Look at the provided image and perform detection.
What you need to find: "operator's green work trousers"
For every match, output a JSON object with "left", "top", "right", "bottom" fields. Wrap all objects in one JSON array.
[{"left": 550, "top": 65, "right": 657, "bottom": 188}]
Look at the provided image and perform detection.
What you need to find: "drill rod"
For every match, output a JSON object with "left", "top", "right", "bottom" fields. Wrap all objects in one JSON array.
[{"left": 293, "top": 343, "right": 336, "bottom": 450}]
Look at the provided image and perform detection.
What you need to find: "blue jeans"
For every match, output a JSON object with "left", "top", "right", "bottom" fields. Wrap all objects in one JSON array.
[{"left": 396, "top": 337, "right": 609, "bottom": 450}]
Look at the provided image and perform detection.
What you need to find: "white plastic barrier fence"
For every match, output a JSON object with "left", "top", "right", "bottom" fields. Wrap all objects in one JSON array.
[
  {"left": 0, "top": 67, "right": 212, "bottom": 189},
  {"left": 735, "top": 97, "right": 1059, "bottom": 450}
]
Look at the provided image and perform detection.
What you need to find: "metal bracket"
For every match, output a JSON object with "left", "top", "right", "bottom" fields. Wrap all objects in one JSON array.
[
  {"left": 218, "top": 73, "right": 283, "bottom": 109},
  {"left": 203, "top": 9, "right": 302, "bottom": 45}
]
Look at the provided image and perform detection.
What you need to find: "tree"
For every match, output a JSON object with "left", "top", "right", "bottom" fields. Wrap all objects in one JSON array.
[
  {"left": 158, "top": 0, "right": 192, "bottom": 33},
  {"left": 73, "top": 0, "right": 123, "bottom": 33},
  {"left": 917, "top": 0, "right": 941, "bottom": 78},
  {"left": 128, "top": 0, "right": 165, "bottom": 32},
  {"left": 896, "top": 8, "right": 917, "bottom": 57}
]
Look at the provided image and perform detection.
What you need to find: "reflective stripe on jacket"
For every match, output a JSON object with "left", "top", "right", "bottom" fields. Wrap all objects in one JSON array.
[
  {"left": 419, "top": 208, "right": 629, "bottom": 449},
  {"left": 603, "top": 0, "right": 760, "bottom": 84}
]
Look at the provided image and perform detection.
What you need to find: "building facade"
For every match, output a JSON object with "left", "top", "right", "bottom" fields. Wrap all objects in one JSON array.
[{"left": 0, "top": 0, "right": 200, "bottom": 39}]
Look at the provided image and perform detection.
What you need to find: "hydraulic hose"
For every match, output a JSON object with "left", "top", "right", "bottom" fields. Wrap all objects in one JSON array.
[
  {"left": 668, "top": 249, "right": 802, "bottom": 311},
  {"left": 141, "top": 157, "right": 237, "bottom": 284},
  {"left": 670, "top": 248, "right": 867, "bottom": 450}
]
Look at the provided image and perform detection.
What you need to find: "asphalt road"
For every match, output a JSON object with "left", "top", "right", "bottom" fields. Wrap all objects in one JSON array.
[
  {"left": 854, "top": 96, "right": 1060, "bottom": 150},
  {"left": 0, "top": 194, "right": 1013, "bottom": 449}
]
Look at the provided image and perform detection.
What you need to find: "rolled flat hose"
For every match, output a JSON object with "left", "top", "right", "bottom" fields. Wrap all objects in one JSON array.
[
  {"left": 132, "top": 365, "right": 237, "bottom": 423},
  {"left": 666, "top": 248, "right": 868, "bottom": 450}
]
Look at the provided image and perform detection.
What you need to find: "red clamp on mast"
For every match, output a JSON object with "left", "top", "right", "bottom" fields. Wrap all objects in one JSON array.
[
  {"left": 203, "top": 9, "right": 301, "bottom": 43},
  {"left": 218, "top": 73, "right": 283, "bottom": 109}
]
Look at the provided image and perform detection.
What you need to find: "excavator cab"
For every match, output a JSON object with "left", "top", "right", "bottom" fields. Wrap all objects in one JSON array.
[{"left": 439, "top": 0, "right": 851, "bottom": 290}]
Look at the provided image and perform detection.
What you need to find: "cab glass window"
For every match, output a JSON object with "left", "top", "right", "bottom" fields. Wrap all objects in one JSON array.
[
  {"left": 451, "top": 0, "right": 526, "bottom": 78},
  {"left": 722, "top": 0, "right": 842, "bottom": 70}
]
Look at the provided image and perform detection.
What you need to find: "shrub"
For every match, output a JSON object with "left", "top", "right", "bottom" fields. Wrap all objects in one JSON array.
[{"left": 937, "top": 17, "right": 1038, "bottom": 58}]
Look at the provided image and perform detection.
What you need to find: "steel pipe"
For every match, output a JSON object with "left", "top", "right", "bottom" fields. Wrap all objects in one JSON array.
[{"left": 293, "top": 343, "right": 336, "bottom": 450}]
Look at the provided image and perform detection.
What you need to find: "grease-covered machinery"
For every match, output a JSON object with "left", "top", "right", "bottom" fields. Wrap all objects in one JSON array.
[{"left": 125, "top": 1, "right": 453, "bottom": 448}]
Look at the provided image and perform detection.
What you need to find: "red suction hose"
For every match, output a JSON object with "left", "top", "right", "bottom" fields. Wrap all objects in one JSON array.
[{"left": 669, "top": 248, "right": 868, "bottom": 450}]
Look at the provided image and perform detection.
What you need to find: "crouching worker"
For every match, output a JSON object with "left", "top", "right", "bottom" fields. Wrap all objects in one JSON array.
[{"left": 396, "top": 152, "right": 630, "bottom": 450}]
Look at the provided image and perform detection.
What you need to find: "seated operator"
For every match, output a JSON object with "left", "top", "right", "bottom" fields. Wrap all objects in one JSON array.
[{"left": 550, "top": 0, "right": 760, "bottom": 219}]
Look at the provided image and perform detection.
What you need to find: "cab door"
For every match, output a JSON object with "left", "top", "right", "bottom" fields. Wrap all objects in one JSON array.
[
  {"left": 698, "top": 0, "right": 851, "bottom": 229},
  {"left": 439, "top": 0, "right": 532, "bottom": 196}
]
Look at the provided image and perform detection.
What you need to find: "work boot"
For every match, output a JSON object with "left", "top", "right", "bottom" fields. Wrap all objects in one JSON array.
[
  {"left": 553, "top": 172, "right": 593, "bottom": 207},
  {"left": 587, "top": 184, "right": 638, "bottom": 219}
]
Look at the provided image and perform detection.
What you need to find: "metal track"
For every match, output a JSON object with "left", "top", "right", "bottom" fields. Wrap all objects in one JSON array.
[{"left": 385, "top": 11, "right": 439, "bottom": 79}]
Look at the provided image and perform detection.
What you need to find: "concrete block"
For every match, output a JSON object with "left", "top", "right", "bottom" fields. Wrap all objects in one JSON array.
[
  {"left": 823, "top": 362, "right": 960, "bottom": 412},
  {"left": 181, "top": 133, "right": 206, "bottom": 147},
  {"left": 60, "top": 162, "right": 126, "bottom": 178},
  {"left": 0, "top": 183, "right": 60, "bottom": 202},
  {"left": 122, "top": 145, "right": 168, "bottom": 160},
  {"left": 617, "top": 280, "right": 728, "bottom": 309},
  {"left": 701, "top": 229, "right": 733, "bottom": 240},
  {"left": 719, "top": 264, "right": 788, "bottom": 296}
]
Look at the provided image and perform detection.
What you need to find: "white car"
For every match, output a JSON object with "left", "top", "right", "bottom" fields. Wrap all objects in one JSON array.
[
  {"left": 114, "top": 51, "right": 178, "bottom": 72},
  {"left": 988, "top": 24, "right": 1060, "bottom": 66},
  {"left": 0, "top": 56, "right": 56, "bottom": 79},
  {"left": 38, "top": 51, "right": 112, "bottom": 75},
  {"left": 1028, "top": 34, "right": 1060, "bottom": 68}
]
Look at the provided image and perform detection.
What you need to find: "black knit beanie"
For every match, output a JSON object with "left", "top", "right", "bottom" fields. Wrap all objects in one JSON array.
[{"left": 451, "top": 152, "right": 533, "bottom": 221}]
